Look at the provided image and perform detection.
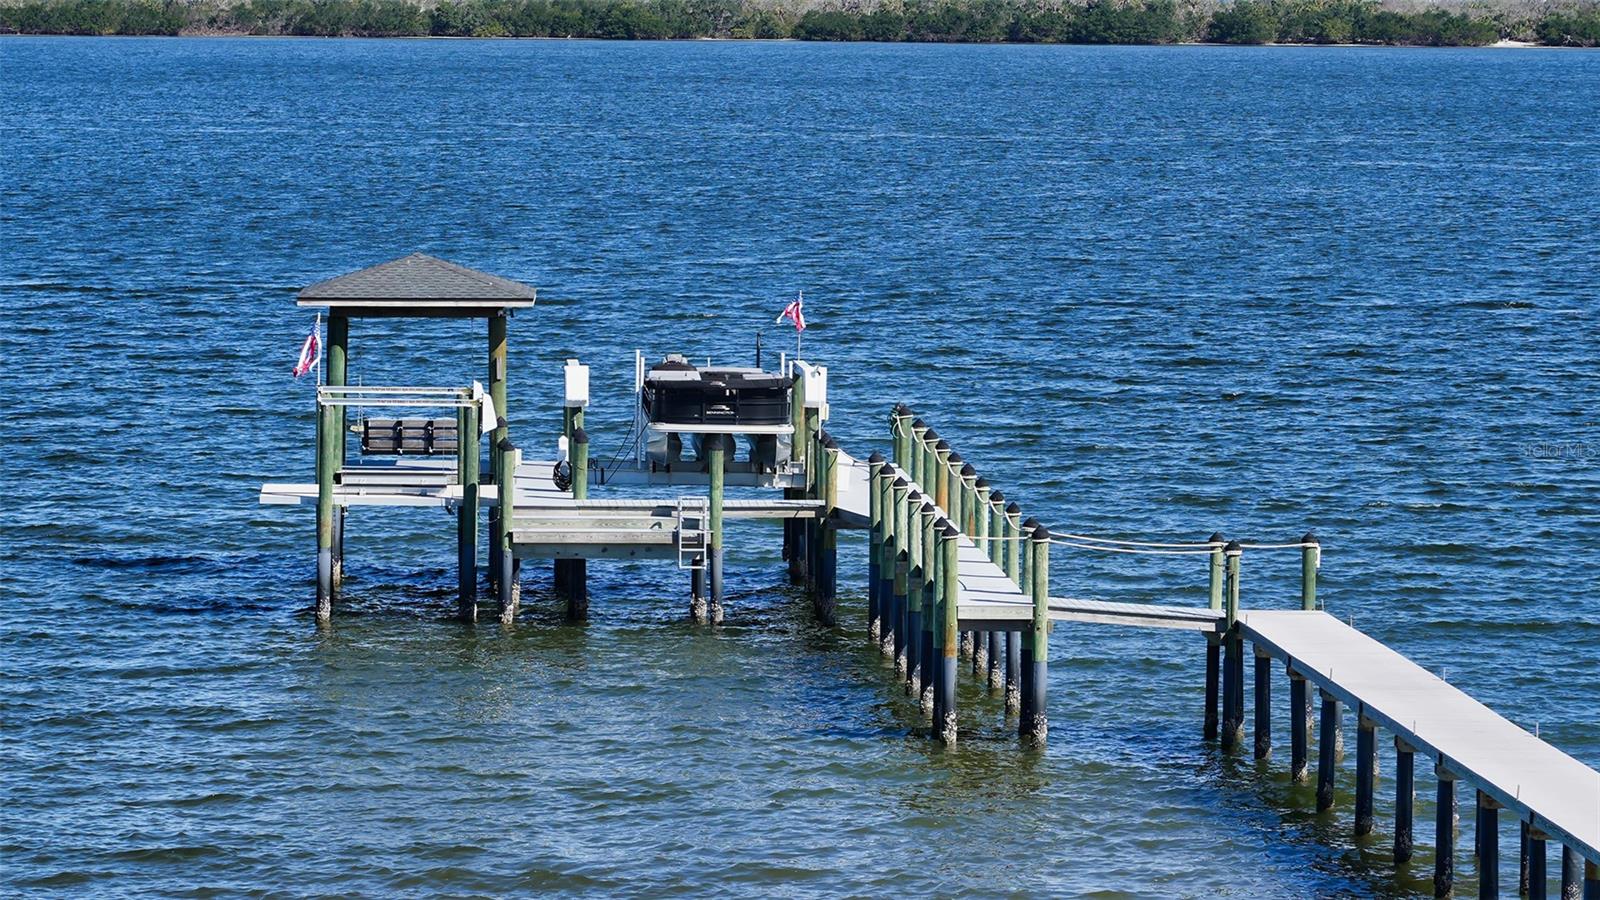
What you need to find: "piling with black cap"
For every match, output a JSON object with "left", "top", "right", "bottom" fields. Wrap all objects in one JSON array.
[
  {"left": 905, "top": 497, "right": 929, "bottom": 696},
  {"left": 1019, "top": 517, "right": 1039, "bottom": 729},
  {"left": 891, "top": 481, "right": 914, "bottom": 669},
  {"left": 882, "top": 475, "right": 907, "bottom": 654},
  {"left": 967, "top": 473, "right": 988, "bottom": 675},
  {"left": 1302, "top": 531, "right": 1320, "bottom": 610}
]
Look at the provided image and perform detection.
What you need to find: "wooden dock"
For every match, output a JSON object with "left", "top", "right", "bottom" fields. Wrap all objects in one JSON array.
[{"left": 260, "top": 255, "right": 1599, "bottom": 898}]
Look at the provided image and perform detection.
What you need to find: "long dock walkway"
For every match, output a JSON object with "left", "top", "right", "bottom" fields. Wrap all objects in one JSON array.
[{"left": 1241, "top": 610, "right": 1600, "bottom": 865}]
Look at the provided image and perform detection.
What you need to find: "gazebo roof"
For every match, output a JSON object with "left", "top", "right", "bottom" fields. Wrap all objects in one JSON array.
[{"left": 297, "top": 253, "right": 537, "bottom": 315}]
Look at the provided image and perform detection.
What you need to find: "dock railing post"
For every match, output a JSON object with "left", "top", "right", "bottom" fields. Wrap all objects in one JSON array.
[
  {"left": 815, "top": 435, "right": 838, "bottom": 625},
  {"left": 919, "top": 503, "right": 938, "bottom": 714},
  {"left": 457, "top": 398, "right": 480, "bottom": 622},
  {"left": 970, "top": 475, "right": 990, "bottom": 677},
  {"left": 930, "top": 517, "right": 948, "bottom": 729},
  {"left": 567, "top": 427, "right": 590, "bottom": 622},
  {"left": 904, "top": 494, "right": 925, "bottom": 694},
  {"left": 315, "top": 387, "right": 337, "bottom": 623},
  {"left": 1025, "top": 522, "right": 1050, "bottom": 746},
  {"left": 1004, "top": 501, "right": 1022, "bottom": 715},
  {"left": 1527, "top": 827, "right": 1548, "bottom": 900},
  {"left": 1302, "top": 532, "right": 1320, "bottom": 611},
  {"left": 937, "top": 522, "right": 961, "bottom": 745},
  {"left": 1437, "top": 764, "right": 1458, "bottom": 897},
  {"left": 1205, "top": 533, "right": 1225, "bottom": 741},
  {"left": 933, "top": 440, "right": 951, "bottom": 513},
  {"left": 1395, "top": 737, "right": 1416, "bottom": 864},
  {"left": 487, "top": 316, "right": 506, "bottom": 596},
  {"left": 985, "top": 489, "right": 1005, "bottom": 692},
  {"left": 889, "top": 478, "right": 911, "bottom": 665},
  {"left": 1221, "top": 541, "right": 1244, "bottom": 752},
  {"left": 881, "top": 475, "right": 903, "bottom": 654},
  {"left": 1019, "top": 518, "right": 1037, "bottom": 729},
  {"left": 891, "top": 405, "right": 913, "bottom": 472},
  {"left": 867, "top": 453, "right": 885, "bottom": 642}
]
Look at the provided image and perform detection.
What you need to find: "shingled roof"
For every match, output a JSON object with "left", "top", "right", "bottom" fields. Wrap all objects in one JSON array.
[{"left": 297, "top": 253, "right": 537, "bottom": 313}]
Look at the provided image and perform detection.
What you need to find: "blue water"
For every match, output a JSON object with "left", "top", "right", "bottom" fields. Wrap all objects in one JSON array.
[{"left": 2, "top": 37, "right": 1597, "bottom": 896}]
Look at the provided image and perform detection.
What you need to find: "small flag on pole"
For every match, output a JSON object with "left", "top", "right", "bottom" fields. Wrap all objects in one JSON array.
[
  {"left": 292, "top": 315, "right": 320, "bottom": 379},
  {"left": 776, "top": 291, "right": 805, "bottom": 332}
]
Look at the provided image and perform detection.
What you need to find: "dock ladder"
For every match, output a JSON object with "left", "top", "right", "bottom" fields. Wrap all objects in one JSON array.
[{"left": 675, "top": 496, "right": 708, "bottom": 570}]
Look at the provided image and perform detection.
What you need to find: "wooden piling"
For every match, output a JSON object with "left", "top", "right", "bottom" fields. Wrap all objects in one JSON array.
[
  {"left": 1356, "top": 713, "right": 1377, "bottom": 836},
  {"left": 892, "top": 481, "right": 913, "bottom": 669},
  {"left": 1527, "top": 828, "right": 1547, "bottom": 900},
  {"left": 1019, "top": 517, "right": 1037, "bottom": 729},
  {"left": 904, "top": 495, "right": 925, "bottom": 694},
  {"left": 1025, "top": 522, "right": 1050, "bottom": 746},
  {"left": 1302, "top": 532, "right": 1319, "bottom": 610},
  {"left": 1221, "top": 541, "right": 1244, "bottom": 752},
  {"left": 456, "top": 398, "right": 479, "bottom": 621},
  {"left": 815, "top": 435, "right": 839, "bottom": 626},
  {"left": 1438, "top": 766, "right": 1458, "bottom": 898},
  {"left": 1254, "top": 645, "right": 1272, "bottom": 760},
  {"left": 867, "top": 452, "right": 884, "bottom": 643},
  {"left": 938, "top": 522, "right": 960, "bottom": 745},
  {"left": 969, "top": 475, "right": 989, "bottom": 676},
  {"left": 1562, "top": 845, "right": 1582, "bottom": 899},
  {"left": 1583, "top": 859, "right": 1598, "bottom": 900},
  {"left": 1205, "top": 533, "right": 1224, "bottom": 740},
  {"left": 1004, "top": 501, "right": 1022, "bottom": 715},
  {"left": 985, "top": 489, "right": 1004, "bottom": 692},
  {"left": 314, "top": 390, "right": 337, "bottom": 622},
  {"left": 495, "top": 437, "right": 519, "bottom": 623},
  {"left": 919, "top": 501, "right": 938, "bottom": 713},
  {"left": 1318, "top": 688, "right": 1342, "bottom": 811},
  {"left": 883, "top": 476, "right": 906, "bottom": 656},
  {"left": 326, "top": 314, "right": 349, "bottom": 596},
  {"left": 1396, "top": 737, "right": 1417, "bottom": 864},
  {"left": 1290, "top": 668, "right": 1310, "bottom": 782},
  {"left": 1521, "top": 821, "right": 1530, "bottom": 897},
  {"left": 910, "top": 419, "right": 929, "bottom": 489},
  {"left": 565, "top": 428, "right": 590, "bottom": 621},
  {"left": 1480, "top": 791, "right": 1500, "bottom": 899}
]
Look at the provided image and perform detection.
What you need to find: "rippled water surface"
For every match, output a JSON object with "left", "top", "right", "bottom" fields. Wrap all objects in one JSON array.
[{"left": 2, "top": 37, "right": 1598, "bottom": 897}]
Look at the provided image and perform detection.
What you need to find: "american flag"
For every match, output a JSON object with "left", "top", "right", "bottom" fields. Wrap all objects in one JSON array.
[
  {"left": 292, "top": 317, "right": 320, "bottom": 379},
  {"left": 776, "top": 291, "right": 805, "bottom": 332}
]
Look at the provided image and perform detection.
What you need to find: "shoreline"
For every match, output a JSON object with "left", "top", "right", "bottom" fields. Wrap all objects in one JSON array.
[{"left": 0, "top": 32, "right": 1591, "bottom": 48}]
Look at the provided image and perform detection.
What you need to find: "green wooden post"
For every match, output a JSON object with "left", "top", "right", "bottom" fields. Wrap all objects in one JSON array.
[
  {"left": 457, "top": 397, "right": 480, "bottom": 622},
  {"left": 1019, "top": 516, "right": 1038, "bottom": 729},
  {"left": 919, "top": 502, "right": 938, "bottom": 713},
  {"left": 903, "top": 491, "right": 924, "bottom": 692},
  {"left": 1004, "top": 501, "right": 1022, "bottom": 714},
  {"left": 970, "top": 475, "right": 990, "bottom": 676},
  {"left": 785, "top": 371, "right": 808, "bottom": 586},
  {"left": 487, "top": 315, "right": 506, "bottom": 601},
  {"left": 565, "top": 428, "right": 589, "bottom": 622},
  {"left": 884, "top": 475, "right": 907, "bottom": 659},
  {"left": 892, "top": 404, "right": 913, "bottom": 471},
  {"left": 910, "top": 420, "right": 929, "bottom": 491},
  {"left": 314, "top": 386, "right": 337, "bottom": 623},
  {"left": 938, "top": 522, "right": 961, "bottom": 745},
  {"left": 984, "top": 486, "right": 1004, "bottom": 691},
  {"left": 1221, "top": 541, "right": 1244, "bottom": 751},
  {"left": 707, "top": 433, "right": 727, "bottom": 625},
  {"left": 867, "top": 452, "right": 885, "bottom": 643},
  {"left": 1025, "top": 522, "right": 1050, "bottom": 745},
  {"left": 326, "top": 314, "right": 348, "bottom": 593},
  {"left": 495, "top": 437, "right": 519, "bottom": 624},
  {"left": 950, "top": 457, "right": 970, "bottom": 660},
  {"left": 1205, "top": 531, "right": 1225, "bottom": 741},
  {"left": 891, "top": 479, "right": 912, "bottom": 669},
  {"left": 959, "top": 463, "right": 977, "bottom": 533},
  {"left": 816, "top": 436, "right": 839, "bottom": 626},
  {"left": 1301, "top": 532, "right": 1320, "bottom": 611}
]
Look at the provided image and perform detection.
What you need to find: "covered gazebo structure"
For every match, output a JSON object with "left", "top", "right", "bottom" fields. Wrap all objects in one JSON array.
[{"left": 287, "top": 253, "right": 537, "bottom": 624}]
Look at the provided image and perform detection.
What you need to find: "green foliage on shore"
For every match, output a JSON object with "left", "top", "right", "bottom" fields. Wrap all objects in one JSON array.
[{"left": 1, "top": 0, "right": 1596, "bottom": 46}]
